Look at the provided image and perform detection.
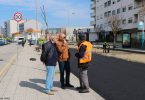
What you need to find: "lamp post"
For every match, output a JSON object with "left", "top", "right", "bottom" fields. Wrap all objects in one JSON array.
[{"left": 35, "top": 0, "right": 38, "bottom": 45}]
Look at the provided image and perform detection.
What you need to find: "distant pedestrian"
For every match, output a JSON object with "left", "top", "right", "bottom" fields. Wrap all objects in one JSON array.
[
  {"left": 22, "top": 39, "right": 25, "bottom": 47},
  {"left": 40, "top": 34, "right": 58, "bottom": 95},
  {"left": 106, "top": 43, "right": 110, "bottom": 53},
  {"left": 54, "top": 33, "right": 74, "bottom": 89},
  {"left": 103, "top": 42, "right": 107, "bottom": 53},
  {"left": 29, "top": 39, "right": 32, "bottom": 47},
  {"left": 75, "top": 33, "right": 93, "bottom": 93}
]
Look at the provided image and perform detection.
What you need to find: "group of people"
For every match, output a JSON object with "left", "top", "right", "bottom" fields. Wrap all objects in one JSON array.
[
  {"left": 103, "top": 42, "right": 110, "bottom": 53},
  {"left": 40, "top": 32, "right": 93, "bottom": 95}
]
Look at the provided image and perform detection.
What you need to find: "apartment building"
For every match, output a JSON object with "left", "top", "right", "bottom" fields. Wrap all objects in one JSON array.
[
  {"left": 4, "top": 20, "right": 18, "bottom": 37},
  {"left": 91, "top": 0, "right": 145, "bottom": 48},
  {"left": 19, "top": 19, "right": 42, "bottom": 34}
]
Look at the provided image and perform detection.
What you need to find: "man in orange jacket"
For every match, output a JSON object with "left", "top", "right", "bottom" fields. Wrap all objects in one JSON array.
[
  {"left": 54, "top": 33, "right": 74, "bottom": 89},
  {"left": 75, "top": 33, "right": 93, "bottom": 93}
]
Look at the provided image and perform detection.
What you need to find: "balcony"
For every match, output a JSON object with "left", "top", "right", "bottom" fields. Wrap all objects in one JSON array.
[
  {"left": 134, "top": 0, "right": 143, "bottom": 2},
  {"left": 91, "top": 3, "right": 96, "bottom": 9},
  {"left": 90, "top": 12, "right": 96, "bottom": 17},
  {"left": 90, "top": 21, "right": 96, "bottom": 26}
]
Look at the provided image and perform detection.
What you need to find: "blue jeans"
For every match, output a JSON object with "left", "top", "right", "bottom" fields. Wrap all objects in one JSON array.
[
  {"left": 44, "top": 66, "right": 55, "bottom": 92},
  {"left": 58, "top": 61, "right": 70, "bottom": 87}
]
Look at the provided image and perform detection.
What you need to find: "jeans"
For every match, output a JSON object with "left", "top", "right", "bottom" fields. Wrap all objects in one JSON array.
[
  {"left": 44, "top": 66, "right": 55, "bottom": 92},
  {"left": 58, "top": 61, "right": 71, "bottom": 86}
]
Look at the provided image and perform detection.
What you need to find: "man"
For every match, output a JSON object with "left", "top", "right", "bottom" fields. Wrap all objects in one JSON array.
[
  {"left": 103, "top": 42, "right": 107, "bottom": 53},
  {"left": 40, "top": 34, "right": 58, "bottom": 95},
  {"left": 54, "top": 33, "right": 74, "bottom": 89},
  {"left": 75, "top": 33, "right": 93, "bottom": 93}
]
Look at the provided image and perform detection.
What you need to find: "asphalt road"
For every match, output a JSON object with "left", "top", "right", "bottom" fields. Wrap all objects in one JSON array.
[
  {"left": 0, "top": 43, "right": 22, "bottom": 72},
  {"left": 70, "top": 48, "right": 145, "bottom": 100}
]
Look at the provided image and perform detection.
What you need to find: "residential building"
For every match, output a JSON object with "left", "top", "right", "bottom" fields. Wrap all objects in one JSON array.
[
  {"left": 0, "top": 26, "right": 5, "bottom": 37},
  {"left": 4, "top": 19, "right": 18, "bottom": 37},
  {"left": 19, "top": 19, "right": 42, "bottom": 34},
  {"left": 90, "top": 0, "right": 97, "bottom": 28},
  {"left": 90, "top": 0, "right": 145, "bottom": 48}
]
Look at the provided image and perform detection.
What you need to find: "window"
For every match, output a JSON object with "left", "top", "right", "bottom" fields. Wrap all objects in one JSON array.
[
  {"left": 117, "top": 8, "right": 120, "bottom": 14},
  {"left": 122, "top": 7, "right": 126, "bottom": 12},
  {"left": 108, "top": 0, "right": 111, "bottom": 6},
  {"left": 104, "top": 12, "right": 108, "bottom": 17},
  {"left": 100, "top": 15, "right": 103, "bottom": 19},
  {"left": 122, "top": 19, "right": 126, "bottom": 24},
  {"left": 104, "top": 2, "right": 107, "bottom": 8},
  {"left": 112, "top": 0, "right": 116, "bottom": 4},
  {"left": 112, "top": 10, "right": 116, "bottom": 15},
  {"left": 108, "top": 11, "right": 111, "bottom": 17},
  {"left": 97, "top": 16, "right": 99, "bottom": 20},
  {"left": 128, "top": 18, "right": 133, "bottom": 23},
  {"left": 128, "top": 5, "right": 133, "bottom": 10},
  {"left": 117, "top": 0, "right": 121, "bottom": 2}
]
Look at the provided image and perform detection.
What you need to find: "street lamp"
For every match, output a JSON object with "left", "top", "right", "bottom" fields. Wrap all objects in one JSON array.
[{"left": 35, "top": 0, "right": 38, "bottom": 45}]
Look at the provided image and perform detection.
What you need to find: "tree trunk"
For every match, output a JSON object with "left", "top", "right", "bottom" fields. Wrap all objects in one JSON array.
[{"left": 113, "top": 33, "right": 116, "bottom": 48}]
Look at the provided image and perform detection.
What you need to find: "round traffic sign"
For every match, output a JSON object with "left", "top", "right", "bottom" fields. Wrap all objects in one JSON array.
[{"left": 14, "top": 12, "right": 23, "bottom": 22}]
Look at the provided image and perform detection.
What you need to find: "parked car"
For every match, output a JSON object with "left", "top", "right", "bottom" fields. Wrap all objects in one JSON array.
[{"left": 0, "top": 39, "right": 5, "bottom": 46}]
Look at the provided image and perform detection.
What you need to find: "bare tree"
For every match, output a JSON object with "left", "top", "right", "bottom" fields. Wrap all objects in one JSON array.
[
  {"left": 138, "top": 4, "right": 145, "bottom": 21},
  {"left": 40, "top": 5, "right": 49, "bottom": 34},
  {"left": 108, "top": 15, "right": 122, "bottom": 47}
]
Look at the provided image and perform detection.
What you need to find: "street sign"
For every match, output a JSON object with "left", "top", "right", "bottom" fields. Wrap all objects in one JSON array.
[{"left": 14, "top": 12, "right": 23, "bottom": 22}]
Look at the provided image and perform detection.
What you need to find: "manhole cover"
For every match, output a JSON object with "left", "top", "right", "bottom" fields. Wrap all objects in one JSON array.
[{"left": 30, "top": 58, "right": 36, "bottom": 61}]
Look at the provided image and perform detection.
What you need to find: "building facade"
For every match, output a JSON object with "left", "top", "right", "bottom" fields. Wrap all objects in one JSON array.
[
  {"left": 0, "top": 26, "right": 5, "bottom": 37},
  {"left": 4, "top": 20, "right": 18, "bottom": 37},
  {"left": 91, "top": 0, "right": 145, "bottom": 48},
  {"left": 19, "top": 19, "right": 42, "bottom": 34}
]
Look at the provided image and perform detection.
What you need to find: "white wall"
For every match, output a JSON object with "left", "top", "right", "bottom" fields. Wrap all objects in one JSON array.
[
  {"left": 24, "top": 20, "right": 42, "bottom": 30},
  {"left": 10, "top": 20, "right": 17, "bottom": 36}
]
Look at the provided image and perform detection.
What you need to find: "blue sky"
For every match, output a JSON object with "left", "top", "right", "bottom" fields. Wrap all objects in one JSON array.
[{"left": 0, "top": 0, "right": 91, "bottom": 28}]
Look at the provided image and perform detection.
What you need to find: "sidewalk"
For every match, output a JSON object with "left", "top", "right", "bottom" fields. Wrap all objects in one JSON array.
[
  {"left": 0, "top": 44, "right": 104, "bottom": 100},
  {"left": 69, "top": 45, "right": 145, "bottom": 64}
]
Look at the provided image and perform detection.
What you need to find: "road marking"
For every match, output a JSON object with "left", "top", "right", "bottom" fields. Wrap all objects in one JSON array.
[{"left": 0, "top": 54, "right": 17, "bottom": 76}]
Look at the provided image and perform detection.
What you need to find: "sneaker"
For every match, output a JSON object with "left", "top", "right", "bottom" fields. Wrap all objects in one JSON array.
[
  {"left": 65, "top": 84, "right": 74, "bottom": 88},
  {"left": 46, "top": 91, "right": 54, "bottom": 95},
  {"left": 51, "top": 89, "right": 58, "bottom": 92},
  {"left": 75, "top": 86, "right": 83, "bottom": 90},
  {"left": 61, "top": 86, "right": 66, "bottom": 89},
  {"left": 79, "top": 89, "right": 89, "bottom": 93}
]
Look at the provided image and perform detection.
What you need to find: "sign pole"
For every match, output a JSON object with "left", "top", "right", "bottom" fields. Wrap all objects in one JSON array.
[
  {"left": 142, "top": 25, "right": 144, "bottom": 49},
  {"left": 13, "top": 12, "right": 23, "bottom": 62},
  {"left": 17, "top": 22, "right": 19, "bottom": 61}
]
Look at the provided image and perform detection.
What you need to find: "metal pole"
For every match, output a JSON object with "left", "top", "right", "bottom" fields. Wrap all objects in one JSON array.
[
  {"left": 17, "top": 22, "right": 19, "bottom": 61},
  {"left": 35, "top": 0, "right": 38, "bottom": 45},
  {"left": 142, "top": 24, "right": 145, "bottom": 49}
]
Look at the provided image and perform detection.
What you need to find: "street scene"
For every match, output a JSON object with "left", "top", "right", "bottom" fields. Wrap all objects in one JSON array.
[{"left": 0, "top": 0, "right": 145, "bottom": 100}]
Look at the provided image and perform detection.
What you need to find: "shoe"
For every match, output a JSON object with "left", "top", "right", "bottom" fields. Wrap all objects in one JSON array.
[
  {"left": 79, "top": 89, "right": 89, "bottom": 93},
  {"left": 75, "top": 86, "right": 83, "bottom": 90},
  {"left": 51, "top": 89, "right": 58, "bottom": 92},
  {"left": 65, "top": 84, "right": 74, "bottom": 88},
  {"left": 61, "top": 86, "right": 66, "bottom": 89},
  {"left": 46, "top": 91, "right": 54, "bottom": 95}
]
